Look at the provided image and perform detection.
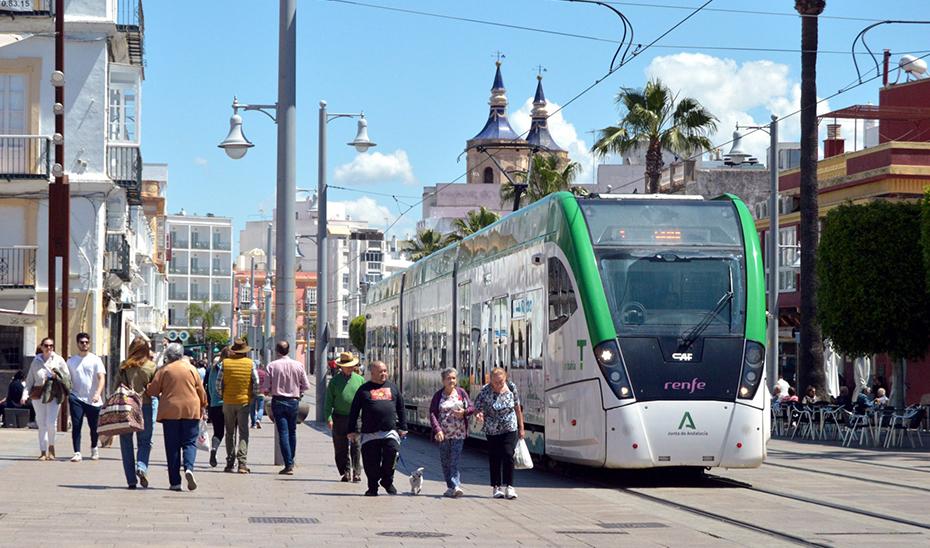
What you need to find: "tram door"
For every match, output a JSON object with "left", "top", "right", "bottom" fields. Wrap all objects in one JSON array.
[{"left": 491, "top": 296, "right": 510, "bottom": 371}]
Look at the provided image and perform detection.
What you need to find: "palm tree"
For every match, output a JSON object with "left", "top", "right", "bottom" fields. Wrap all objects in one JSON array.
[
  {"left": 500, "top": 154, "right": 584, "bottom": 208},
  {"left": 592, "top": 79, "right": 717, "bottom": 194},
  {"left": 447, "top": 207, "right": 500, "bottom": 243},
  {"left": 796, "top": 0, "right": 826, "bottom": 397},
  {"left": 188, "top": 300, "right": 223, "bottom": 362},
  {"left": 407, "top": 229, "right": 447, "bottom": 261}
]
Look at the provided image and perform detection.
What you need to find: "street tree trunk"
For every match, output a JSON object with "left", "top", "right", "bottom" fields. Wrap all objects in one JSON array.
[
  {"left": 796, "top": 0, "right": 826, "bottom": 396},
  {"left": 645, "top": 139, "right": 663, "bottom": 193}
]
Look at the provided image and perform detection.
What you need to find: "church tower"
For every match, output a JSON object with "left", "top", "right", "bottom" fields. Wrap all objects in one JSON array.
[
  {"left": 465, "top": 61, "right": 531, "bottom": 185},
  {"left": 526, "top": 73, "right": 568, "bottom": 163}
]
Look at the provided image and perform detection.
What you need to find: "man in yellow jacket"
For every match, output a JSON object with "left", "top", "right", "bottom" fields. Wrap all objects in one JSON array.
[{"left": 215, "top": 338, "right": 259, "bottom": 473}]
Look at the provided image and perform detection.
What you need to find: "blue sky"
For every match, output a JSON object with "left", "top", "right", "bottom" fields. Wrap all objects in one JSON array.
[{"left": 141, "top": 0, "right": 930, "bottom": 248}]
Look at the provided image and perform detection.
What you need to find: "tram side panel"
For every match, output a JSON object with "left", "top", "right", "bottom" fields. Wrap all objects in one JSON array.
[{"left": 402, "top": 274, "right": 453, "bottom": 430}]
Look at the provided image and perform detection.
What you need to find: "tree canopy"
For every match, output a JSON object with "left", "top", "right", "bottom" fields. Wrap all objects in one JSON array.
[
  {"left": 501, "top": 154, "right": 584, "bottom": 209},
  {"left": 349, "top": 315, "right": 366, "bottom": 353},
  {"left": 407, "top": 228, "right": 447, "bottom": 261},
  {"left": 818, "top": 201, "right": 930, "bottom": 360},
  {"left": 446, "top": 206, "right": 500, "bottom": 243}
]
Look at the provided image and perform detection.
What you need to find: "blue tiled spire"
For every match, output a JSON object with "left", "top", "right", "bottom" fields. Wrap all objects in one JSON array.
[
  {"left": 526, "top": 74, "right": 564, "bottom": 151},
  {"left": 471, "top": 61, "right": 521, "bottom": 141}
]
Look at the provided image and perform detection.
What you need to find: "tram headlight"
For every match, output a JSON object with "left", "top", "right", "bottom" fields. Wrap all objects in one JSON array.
[
  {"left": 738, "top": 340, "right": 765, "bottom": 400},
  {"left": 595, "top": 340, "right": 634, "bottom": 400}
]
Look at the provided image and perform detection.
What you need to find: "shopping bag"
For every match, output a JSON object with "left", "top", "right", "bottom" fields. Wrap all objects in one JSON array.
[
  {"left": 196, "top": 417, "right": 211, "bottom": 452},
  {"left": 513, "top": 438, "right": 533, "bottom": 470}
]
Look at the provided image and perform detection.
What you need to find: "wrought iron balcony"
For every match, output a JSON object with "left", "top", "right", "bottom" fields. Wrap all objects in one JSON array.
[
  {"left": 191, "top": 240, "right": 210, "bottom": 250},
  {"left": 0, "top": 0, "right": 52, "bottom": 16},
  {"left": 168, "top": 264, "right": 187, "bottom": 275},
  {"left": 0, "top": 136, "right": 51, "bottom": 180},
  {"left": 104, "top": 234, "right": 132, "bottom": 282},
  {"left": 0, "top": 246, "right": 37, "bottom": 288},
  {"left": 168, "top": 288, "right": 188, "bottom": 300},
  {"left": 107, "top": 143, "right": 142, "bottom": 205},
  {"left": 190, "top": 265, "right": 210, "bottom": 276},
  {"left": 212, "top": 239, "right": 231, "bottom": 251},
  {"left": 116, "top": 0, "right": 144, "bottom": 66}
]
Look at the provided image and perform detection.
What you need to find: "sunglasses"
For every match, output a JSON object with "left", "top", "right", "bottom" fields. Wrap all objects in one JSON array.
[
  {"left": 78, "top": 340, "right": 90, "bottom": 344},
  {"left": 42, "top": 343, "right": 54, "bottom": 348}
]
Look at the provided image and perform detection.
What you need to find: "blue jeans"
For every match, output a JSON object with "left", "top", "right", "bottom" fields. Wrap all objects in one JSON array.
[
  {"left": 439, "top": 438, "right": 464, "bottom": 489},
  {"left": 251, "top": 395, "right": 265, "bottom": 426},
  {"left": 119, "top": 403, "right": 154, "bottom": 486},
  {"left": 69, "top": 394, "right": 101, "bottom": 453},
  {"left": 162, "top": 419, "right": 199, "bottom": 487},
  {"left": 271, "top": 398, "right": 299, "bottom": 467}
]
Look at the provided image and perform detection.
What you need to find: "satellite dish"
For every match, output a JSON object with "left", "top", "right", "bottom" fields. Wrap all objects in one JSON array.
[{"left": 899, "top": 55, "right": 928, "bottom": 80}]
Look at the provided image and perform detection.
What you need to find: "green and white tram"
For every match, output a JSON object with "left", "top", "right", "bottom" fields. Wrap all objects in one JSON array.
[{"left": 365, "top": 192, "right": 767, "bottom": 469}]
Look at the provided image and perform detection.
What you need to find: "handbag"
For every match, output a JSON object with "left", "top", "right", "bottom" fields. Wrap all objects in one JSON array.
[
  {"left": 513, "top": 438, "right": 534, "bottom": 470},
  {"left": 28, "top": 383, "right": 44, "bottom": 400},
  {"left": 97, "top": 384, "right": 145, "bottom": 437}
]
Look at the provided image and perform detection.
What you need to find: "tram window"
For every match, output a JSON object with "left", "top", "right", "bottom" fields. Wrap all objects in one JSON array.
[
  {"left": 548, "top": 257, "right": 578, "bottom": 333},
  {"left": 528, "top": 288, "right": 544, "bottom": 369},
  {"left": 510, "top": 293, "right": 528, "bottom": 369},
  {"left": 439, "top": 312, "right": 448, "bottom": 369},
  {"left": 458, "top": 283, "right": 471, "bottom": 374}
]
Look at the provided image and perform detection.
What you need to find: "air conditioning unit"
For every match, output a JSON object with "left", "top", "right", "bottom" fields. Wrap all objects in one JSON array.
[{"left": 778, "top": 196, "right": 798, "bottom": 215}]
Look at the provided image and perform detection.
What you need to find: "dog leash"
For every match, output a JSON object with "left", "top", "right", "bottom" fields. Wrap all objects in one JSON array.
[{"left": 395, "top": 436, "right": 413, "bottom": 476}]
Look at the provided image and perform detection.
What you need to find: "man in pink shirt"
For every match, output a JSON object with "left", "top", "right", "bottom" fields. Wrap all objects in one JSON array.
[{"left": 261, "top": 340, "right": 310, "bottom": 475}]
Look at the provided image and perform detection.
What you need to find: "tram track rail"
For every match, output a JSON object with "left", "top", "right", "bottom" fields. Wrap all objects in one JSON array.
[
  {"left": 767, "top": 448, "right": 930, "bottom": 475},
  {"left": 761, "top": 460, "right": 930, "bottom": 494},
  {"left": 705, "top": 474, "right": 930, "bottom": 531}
]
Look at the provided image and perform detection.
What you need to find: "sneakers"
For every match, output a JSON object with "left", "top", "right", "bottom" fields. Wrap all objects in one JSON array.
[
  {"left": 169, "top": 485, "right": 182, "bottom": 492},
  {"left": 136, "top": 468, "right": 149, "bottom": 489},
  {"left": 453, "top": 486, "right": 464, "bottom": 498},
  {"left": 127, "top": 484, "right": 137, "bottom": 490},
  {"left": 443, "top": 487, "right": 456, "bottom": 498},
  {"left": 279, "top": 466, "right": 294, "bottom": 475},
  {"left": 505, "top": 485, "right": 518, "bottom": 499},
  {"left": 492, "top": 486, "right": 505, "bottom": 498},
  {"left": 381, "top": 482, "right": 397, "bottom": 495},
  {"left": 185, "top": 469, "right": 197, "bottom": 491},
  {"left": 364, "top": 488, "right": 378, "bottom": 496},
  {"left": 70, "top": 452, "right": 82, "bottom": 462},
  {"left": 237, "top": 466, "right": 251, "bottom": 474},
  {"left": 341, "top": 472, "right": 351, "bottom": 483},
  {"left": 256, "top": 422, "right": 262, "bottom": 429},
  {"left": 209, "top": 449, "right": 218, "bottom": 468},
  {"left": 90, "top": 448, "right": 99, "bottom": 461},
  {"left": 352, "top": 475, "right": 361, "bottom": 483}
]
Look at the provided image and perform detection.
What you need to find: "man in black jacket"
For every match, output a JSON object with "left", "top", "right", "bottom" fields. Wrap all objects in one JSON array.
[{"left": 347, "top": 361, "right": 407, "bottom": 496}]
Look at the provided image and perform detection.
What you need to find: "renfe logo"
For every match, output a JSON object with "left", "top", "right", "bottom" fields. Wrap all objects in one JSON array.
[
  {"left": 671, "top": 352, "right": 693, "bottom": 361},
  {"left": 664, "top": 378, "right": 706, "bottom": 394}
]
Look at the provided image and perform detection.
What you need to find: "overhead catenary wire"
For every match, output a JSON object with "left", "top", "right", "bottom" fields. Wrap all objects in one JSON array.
[
  {"left": 323, "top": 0, "right": 926, "bottom": 56},
  {"left": 323, "top": 0, "right": 716, "bottom": 280}
]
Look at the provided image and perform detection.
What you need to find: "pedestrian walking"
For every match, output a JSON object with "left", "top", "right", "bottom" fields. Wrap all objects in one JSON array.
[
  {"left": 145, "top": 343, "right": 208, "bottom": 492},
  {"left": 251, "top": 361, "right": 267, "bottom": 429},
  {"left": 324, "top": 352, "right": 364, "bottom": 483},
  {"left": 116, "top": 336, "right": 157, "bottom": 489},
  {"left": 215, "top": 338, "right": 259, "bottom": 473},
  {"left": 261, "top": 340, "right": 309, "bottom": 475},
  {"left": 66, "top": 332, "right": 105, "bottom": 462},
  {"left": 429, "top": 368, "right": 474, "bottom": 498},
  {"left": 347, "top": 361, "right": 407, "bottom": 496},
  {"left": 205, "top": 347, "right": 227, "bottom": 468},
  {"left": 25, "top": 338, "right": 71, "bottom": 461},
  {"left": 474, "top": 367, "right": 525, "bottom": 500}
]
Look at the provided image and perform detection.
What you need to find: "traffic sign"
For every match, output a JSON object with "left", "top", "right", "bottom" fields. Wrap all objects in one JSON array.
[
  {"left": 167, "top": 330, "right": 178, "bottom": 341},
  {"left": 178, "top": 331, "right": 190, "bottom": 342}
]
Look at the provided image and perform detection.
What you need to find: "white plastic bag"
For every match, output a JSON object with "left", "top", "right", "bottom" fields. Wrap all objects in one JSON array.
[
  {"left": 196, "top": 417, "right": 211, "bottom": 452},
  {"left": 513, "top": 438, "right": 533, "bottom": 470}
]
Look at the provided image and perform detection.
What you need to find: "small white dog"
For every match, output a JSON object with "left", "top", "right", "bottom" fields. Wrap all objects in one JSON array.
[{"left": 409, "top": 467, "right": 424, "bottom": 495}]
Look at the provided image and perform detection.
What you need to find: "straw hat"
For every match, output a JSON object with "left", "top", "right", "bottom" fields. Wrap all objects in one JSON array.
[
  {"left": 229, "top": 338, "right": 251, "bottom": 356},
  {"left": 335, "top": 351, "right": 359, "bottom": 368}
]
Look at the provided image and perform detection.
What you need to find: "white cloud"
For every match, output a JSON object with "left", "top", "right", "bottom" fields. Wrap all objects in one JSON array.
[
  {"left": 194, "top": 156, "right": 208, "bottom": 167},
  {"left": 332, "top": 196, "right": 413, "bottom": 238},
  {"left": 511, "top": 99, "right": 596, "bottom": 183},
  {"left": 333, "top": 149, "right": 416, "bottom": 185},
  {"left": 645, "top": 53, "right": 832, "bottom": 161}
]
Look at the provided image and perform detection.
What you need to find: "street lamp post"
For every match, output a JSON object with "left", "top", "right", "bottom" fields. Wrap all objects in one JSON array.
[
  {"left": 219, "top": 0, "right": 297, "bottom": 366},
  {"left": 315, "top": 101, "right": 377, "bottom": 422}
]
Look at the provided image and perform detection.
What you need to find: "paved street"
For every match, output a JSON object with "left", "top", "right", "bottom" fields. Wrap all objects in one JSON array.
[{"left": 2, "top": 384, "right": 930, "bottom": 547}]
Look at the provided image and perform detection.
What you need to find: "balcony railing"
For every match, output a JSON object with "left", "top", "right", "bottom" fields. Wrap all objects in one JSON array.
[
  {"left": 212, "top": 239, "right": 231, "bottom": 251},
  {"left": 104, "top": 234, "right": 131, "bottom": 281},
  {"left": 168, "top": 289, "right": 188, "bottom": 300},
  {"left": 0, "top": 0, "right": 52, "bottom": 16},
  {"left": 190, "top": 265, "right": 210, "bottom": 276},
  {"left": 190, "top": 240, "right": 210, "bottom": 250},
  {"left": 168, "top": 264, "right": 187, "bottom": 275},
  {"left": 0, "top": 136, "right": 51, "bottom": 179},
  {"left": 116, "top": 0, "right": 144, "bottom": 66},
  {"left": 0, "top": 246, "right": 36, "bottom": 288},
  {"left": 135, "top": 304, "right": 161, "bottom": 333},
  {"left": 171, "top": 237, "right": 188, "bottom": 249},
  {"left": 212, "top": 266, "right": 231, "bottom": 276},
  {"left": 107, "top": 143, "right": 142, "bottom": 205},
  {"left": 212, "top": 291, "right": 231, "bottom": 302},
  {"left": 190, "top": 290, "right": 209, "bottom": 301}
]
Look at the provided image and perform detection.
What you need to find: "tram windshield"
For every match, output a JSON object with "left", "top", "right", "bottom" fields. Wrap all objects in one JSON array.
[{"left": 580, "top": 200, "right": 746, "bottom": 337}]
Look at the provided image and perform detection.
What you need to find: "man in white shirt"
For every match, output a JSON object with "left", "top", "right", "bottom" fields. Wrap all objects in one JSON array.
[{"left": 66, "top": 332, "right": 105, "bottom": 462}]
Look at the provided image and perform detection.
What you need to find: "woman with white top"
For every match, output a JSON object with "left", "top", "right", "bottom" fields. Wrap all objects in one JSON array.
[{"left": 25, "top": 337, "right": 72, "bottom": 461}]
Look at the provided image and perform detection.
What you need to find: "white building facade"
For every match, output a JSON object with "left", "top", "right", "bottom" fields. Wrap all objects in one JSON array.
[
  {"left": 0, "top": 0, "right": 154, "bottom": 370},
  {"left": 166, "top": 213, "right": 233, "bottom": 335}
]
